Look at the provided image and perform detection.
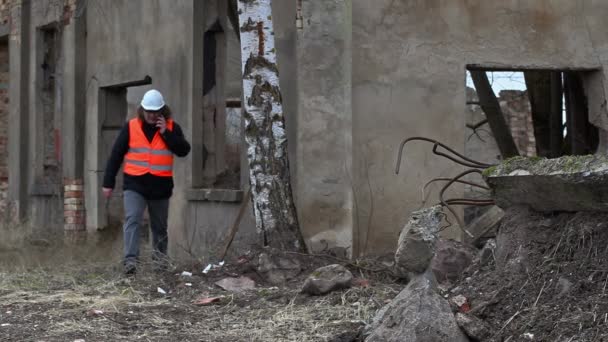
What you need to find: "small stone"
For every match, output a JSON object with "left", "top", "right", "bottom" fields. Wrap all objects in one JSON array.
[
  {"left": 480, "top": 239, "right": 497, "bottom": 266},
  {"left": 455, "top": 312, "right": 491, "bottom": 341},
  {"left": 557, "top": 277, "right": 573, "bottom": 298},
  {"left": 215, "top": 276, "right": 256, "bottom": 292},
  {"left": 301, "top": 264, "right": 353, "bottom": 295}
]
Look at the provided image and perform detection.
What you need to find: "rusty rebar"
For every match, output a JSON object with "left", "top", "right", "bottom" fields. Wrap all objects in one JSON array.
[
  {"left": 423, "top": 178, "right": 490, "bottom": 192},
  {"left": 438, "top": 169, "right": 485, "bottom": 238},
  {"left": 444, "top": 198, "right": 495, "bottom": 206},
  {"left": 395, "top": 137, "right": 495, "bottom": 174}
]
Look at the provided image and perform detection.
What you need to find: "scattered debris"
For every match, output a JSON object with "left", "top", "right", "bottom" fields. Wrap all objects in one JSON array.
[
  {"left": 455, "top": 312, "right": 491, "bottom": 341},
  {"left": 180, "top": 271, "right": 193, "bottom": 277},
  {"left": 352, "top": 278, "right": 370, "bottom": 288},
  {"left": 202, "top": 261, "right": 225, "bottom": 274},
  {"left": 301, "top": 264, "right": 353, "bottom": 295},
  {"left": 479, "top": 239, "right": 496, "bottom": 266},
  {"left": 449, "top": 294, "right": 470, "bottom": 313},
  {"left": 464, "top": 205, "right": 504, "bottom": 244},
  {"left": 192, "top": 296, "right": 222, "bottom": 306},
  {"left": 364, "top": 275, "right": 469, "bottom": 342},
  {"left": 185, "top": 283, "right": 192, "bottom": 287},
  {"left": 86, "top": 309, "right": 104, "bottom": 317},
  {"left": 157, "top": 287, "right": 167, "bottom": 295},
  {"left": 215, "top": 276, "right": 256, "bottom": 292},
  {"left": 394, "top": 206, "right": 442, "bottom": 278},
  {"left": 523, "top": 332, "right": 534, "bottom": 340}
]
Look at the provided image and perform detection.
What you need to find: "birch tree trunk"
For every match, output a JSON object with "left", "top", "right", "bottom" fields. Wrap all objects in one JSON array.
[{"left": 237, "top": 0, "right": 306, "bottom": 252}]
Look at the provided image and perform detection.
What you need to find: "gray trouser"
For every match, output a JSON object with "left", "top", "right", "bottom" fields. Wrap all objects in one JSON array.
[{"left": 123, "top": 190, "right": 169, "bottom": 265}]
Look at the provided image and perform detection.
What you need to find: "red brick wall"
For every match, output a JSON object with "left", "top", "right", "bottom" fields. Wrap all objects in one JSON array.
[
  {"left": 64, "top": 178, "right": 85, "bottom": 230},
  {"left": 499, "top": 90, "right": 537, "bottom": 157}
]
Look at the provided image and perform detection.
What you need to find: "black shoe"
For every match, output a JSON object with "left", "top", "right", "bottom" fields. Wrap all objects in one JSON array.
[{"left": 124, "top": 263, "right": 137, "bottom": 276}]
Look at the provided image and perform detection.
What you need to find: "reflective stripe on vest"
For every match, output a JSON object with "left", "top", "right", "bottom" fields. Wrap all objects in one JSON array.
[{"left": 124, "top": 118, "right": 174, "bottom": 177}]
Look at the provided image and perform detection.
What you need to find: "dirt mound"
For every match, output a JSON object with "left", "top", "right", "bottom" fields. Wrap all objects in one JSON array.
[{"left": 451, "top": 206, "right": 608, "bottom": 341}]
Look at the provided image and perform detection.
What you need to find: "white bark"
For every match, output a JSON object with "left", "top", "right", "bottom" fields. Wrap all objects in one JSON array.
[{"left": 237, "top": 0, "right": 305, "bottom": 251}]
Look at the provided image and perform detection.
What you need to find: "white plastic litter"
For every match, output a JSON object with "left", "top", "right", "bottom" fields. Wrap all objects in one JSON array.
[
  {"left": 181, "top": 271, "right": 193, "bottom": 277},
  {"left": 157, "top": 287, "right": 167, "bottom": 294},
  {"left": 185, "top": 283, "right": 192, "bottom": 287},
  {"left": 202, "top": 261, "right": 225, "bottom": 274}
]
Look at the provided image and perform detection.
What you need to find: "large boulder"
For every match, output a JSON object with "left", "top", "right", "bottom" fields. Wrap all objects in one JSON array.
[
  {"left": 301, "top": 264, "right": 353, "bottom": 295},
  {"left": 394, "top": 206, "right": 443, "bottom": 277},
  {"left": 431, "top": 239, "right": 475, "bottom": 283},
  {"left": 365, "top": 274, "right": 469, "bottom": 342}
]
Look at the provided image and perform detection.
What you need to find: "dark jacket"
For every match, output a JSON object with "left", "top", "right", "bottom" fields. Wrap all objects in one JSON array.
[{"left": 103, "top": 119, "right": 191, "bottom": 199}]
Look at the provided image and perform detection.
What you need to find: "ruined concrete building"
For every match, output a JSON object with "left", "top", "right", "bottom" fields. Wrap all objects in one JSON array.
[{"left": 2, "top": 1, "right": 608, "bottom": 259}]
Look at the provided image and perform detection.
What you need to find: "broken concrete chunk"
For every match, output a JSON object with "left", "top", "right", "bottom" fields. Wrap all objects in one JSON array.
[
  {"left": 479, "top": 239, "right": 496, "bottom": 266},
  {"left": 364, "top": 275, "right": 469, "bottom": 342},
  {"left": 257, "top": 252, "right": 301, "bottom": 284},
  {"left": 301, "top": 264, "right": 353, "bottom": 295},
  {"left": 215, "top": 276, "right": 256, "bottom": 293},
  {"left": 455, "top": 312, "right": 491, "bottom": 341},
  {"left": 431, "top": 239, "right": 475, "bottom": 284},
  {"left": 484, "top": 155, "right": 608, "bottom": 212},
  {"left": 464, "top": 206, "right": 504, "bottom": 244},
  {"left": 394, "top": 206, "right": 443, "bottom": 277}
]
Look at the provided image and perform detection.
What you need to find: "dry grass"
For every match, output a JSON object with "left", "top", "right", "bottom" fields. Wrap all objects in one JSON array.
[{"left": 0, "top": 254, "right": 400, "bottom": 342}]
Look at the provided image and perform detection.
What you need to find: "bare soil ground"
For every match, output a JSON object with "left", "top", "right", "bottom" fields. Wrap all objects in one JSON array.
[
  {"left": 451, "top": 207, "right": 608, "bottom": 342},
  {"left": 0, "top": 233, "right": 401, "bottom": 342}
]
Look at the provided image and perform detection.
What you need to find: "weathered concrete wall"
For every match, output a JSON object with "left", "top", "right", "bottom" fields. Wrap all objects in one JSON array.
[
  {"left": 296, "top": 0, "right": 354, "bottom": 255},
  {"left": 6, "top": 0, "right": 77, "bottom": 231},
  {"left": 0, "top": 41, "right": 8, "bottom": 219},
  {"left": 297, "top": 0, "right": 608, "bottom": 251},
  {"left": 7, "top": 0, "right": 608, "bottom": 259}
]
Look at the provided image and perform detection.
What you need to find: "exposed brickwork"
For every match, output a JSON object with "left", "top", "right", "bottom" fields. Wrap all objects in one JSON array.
[
  {"left": 64, "top": 178, "right": 85, "bottom": 230},
  {"left": 499, "top": 90, "right": 537, "bottom": 157}
]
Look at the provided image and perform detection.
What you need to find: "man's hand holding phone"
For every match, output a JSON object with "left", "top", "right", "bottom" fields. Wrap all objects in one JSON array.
[{"left": 156, "top": 115, "right": 167, "bottom": 134}]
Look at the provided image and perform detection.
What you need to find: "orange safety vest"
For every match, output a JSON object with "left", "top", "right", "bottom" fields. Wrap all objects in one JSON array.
[{"left": 124, "top": 118, "right": 174, "bottom": 177}]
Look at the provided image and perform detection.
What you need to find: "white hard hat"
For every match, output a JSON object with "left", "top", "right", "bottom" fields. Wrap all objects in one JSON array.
[{"left": 141, "top": 89, "right": 165, "bottom": 111}]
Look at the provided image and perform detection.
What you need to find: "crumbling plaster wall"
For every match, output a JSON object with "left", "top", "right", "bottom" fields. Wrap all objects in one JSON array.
[
  {"left": 296, "top": 0, "right": 608, "bottom": 255},
  {"left": 5, "top": 0, "right": 82, "bottom": 231}
]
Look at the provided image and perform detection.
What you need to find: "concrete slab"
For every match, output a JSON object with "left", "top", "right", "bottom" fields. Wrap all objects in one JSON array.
[{"left": 483, "top": 155, "right": 608, "bottom": 212}]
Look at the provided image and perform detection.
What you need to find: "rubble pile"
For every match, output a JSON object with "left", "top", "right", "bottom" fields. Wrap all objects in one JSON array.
[{"left": 366, "top": 155, "right": 608, "bottom": 341}]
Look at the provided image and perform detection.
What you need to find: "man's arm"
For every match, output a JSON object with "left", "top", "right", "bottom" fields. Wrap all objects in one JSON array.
[
  {"left": 162, "top": 122, "right": 191, "bottom": 157},
  {"left": 103, "top": 123, "right": 130, "bottom": 189}
]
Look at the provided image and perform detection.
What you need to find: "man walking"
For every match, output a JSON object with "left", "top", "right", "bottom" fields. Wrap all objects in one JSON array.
[{"left": 103, "top": 89, "right": 191, "bottom": 275}]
